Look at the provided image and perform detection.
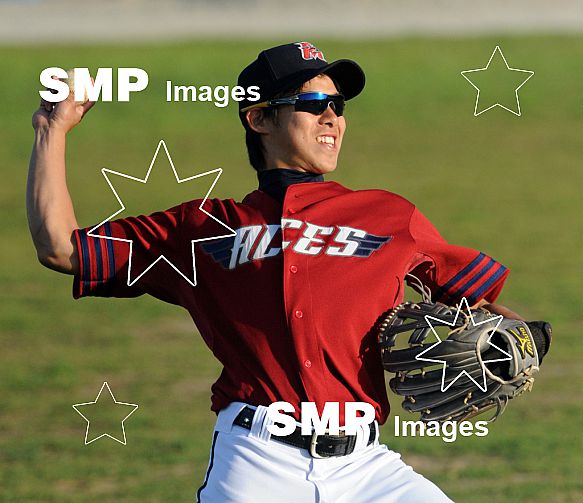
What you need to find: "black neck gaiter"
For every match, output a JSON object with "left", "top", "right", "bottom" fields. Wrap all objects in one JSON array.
[{"left": 257, "top": 169, "right": 324, "bottom": 204}]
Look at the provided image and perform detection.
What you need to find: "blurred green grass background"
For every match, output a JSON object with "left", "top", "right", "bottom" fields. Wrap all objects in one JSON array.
[{"left": 1, "top": 38, "right": 582, "bottom": 502}]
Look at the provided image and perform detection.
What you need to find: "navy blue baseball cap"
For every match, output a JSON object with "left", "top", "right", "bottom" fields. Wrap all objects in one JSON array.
[{"left": 238, "top": 41, "right": 365, "bottom": 121}]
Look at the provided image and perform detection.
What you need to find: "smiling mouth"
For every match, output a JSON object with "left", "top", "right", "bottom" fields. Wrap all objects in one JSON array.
[{"left": 317, "top": 135, "right": 336, "bottom": 148}]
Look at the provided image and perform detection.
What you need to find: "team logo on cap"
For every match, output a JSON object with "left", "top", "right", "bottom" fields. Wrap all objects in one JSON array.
[{"left": 296, "top": 42, "right": 326, "bottom": 62}]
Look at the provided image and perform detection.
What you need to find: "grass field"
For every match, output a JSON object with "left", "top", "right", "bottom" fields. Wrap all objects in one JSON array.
[{"left": 1, "top": 38, "right": 582, "bottom": 502}]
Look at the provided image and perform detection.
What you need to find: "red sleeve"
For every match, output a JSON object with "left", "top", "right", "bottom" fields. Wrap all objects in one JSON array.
[
  {"left": 73, "top": 204, "right": 186, "bottom": 304},
  {"left": 407, "top": 207, "right": 509, "bottom": 305}
]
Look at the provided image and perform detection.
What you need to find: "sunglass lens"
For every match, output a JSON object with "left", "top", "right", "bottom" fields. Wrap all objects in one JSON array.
[
  {"left": 295, "top": 96, "right": 345, "bottom": 116},
  {"left": 331, "top": 98, "right": 345, "bottom": 116}
]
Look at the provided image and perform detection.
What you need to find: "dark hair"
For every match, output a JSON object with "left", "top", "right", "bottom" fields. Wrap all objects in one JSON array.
[{"left": 241, "top": 84, "right": 303, "bottom": 172}]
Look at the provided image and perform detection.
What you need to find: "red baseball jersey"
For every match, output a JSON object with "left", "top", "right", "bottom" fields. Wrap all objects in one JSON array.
[{"left": 73, "top": 181, "right": 509, "bottom": 425}]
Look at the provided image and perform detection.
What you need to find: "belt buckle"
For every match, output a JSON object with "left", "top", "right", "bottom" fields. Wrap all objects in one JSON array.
[{"left": 309, "top": 430, "right": 327, "bottom": 459}]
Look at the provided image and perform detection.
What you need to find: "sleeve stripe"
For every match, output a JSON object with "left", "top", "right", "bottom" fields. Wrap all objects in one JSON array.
[
  {"left": 78, "top": 231, "right": 91, "bottom": 285},
  {"left": 467, "top": 264, "right": 508, "bottom": 304},
  {"left": 452, "top": 257, "right": 496, "bottom": 299},
  {"left": 104, "top": 222, "right": 116, "bottom": 286},
  {"left": 435, "top": 253, "right": 510, "bottom": 304},
  {"left": 73, "top": 230, "right": 85, "bottom": 298},
  {"left": 434, "top": 252, "right": 485, "bottom": 301},
  {"left": 94, "top": 232, "right": 104, "bottom": 286},
  {"left": 74, "top": 225, "right": 118, "bottom": 298}
]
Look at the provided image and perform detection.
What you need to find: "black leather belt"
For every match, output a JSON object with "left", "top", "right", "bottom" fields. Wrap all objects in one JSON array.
[{"left": 233, "top": 406, "right": 376, "bottom": 458}]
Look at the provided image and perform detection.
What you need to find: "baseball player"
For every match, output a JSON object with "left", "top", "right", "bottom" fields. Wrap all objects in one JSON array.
[{"left": 27, "top": 42, "right": 536, "bottom": 502}]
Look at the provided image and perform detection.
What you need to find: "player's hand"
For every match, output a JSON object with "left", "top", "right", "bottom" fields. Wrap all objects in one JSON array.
[
  {"left": 32, "top": 83, "right": 95, "bottom": 134},
  {"left": 473, "top": 299, "right": 524, "bottom": 320},
  {"left": 480, "top": 302, "right": 524, "bottom": 320}
]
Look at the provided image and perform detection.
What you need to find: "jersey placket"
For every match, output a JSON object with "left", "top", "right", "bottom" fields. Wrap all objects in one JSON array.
[{"left": 281, "top": 189, "right": 326, "bottom": 404}]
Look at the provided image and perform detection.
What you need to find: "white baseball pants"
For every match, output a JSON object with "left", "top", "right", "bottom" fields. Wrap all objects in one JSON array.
[{"left": 196, "top": 402, "right": 453, "bottom": 503}]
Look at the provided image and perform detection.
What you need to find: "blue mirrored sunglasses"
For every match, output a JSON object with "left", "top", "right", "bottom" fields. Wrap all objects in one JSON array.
[{"left": 241, "top": 92, "right": 345, "bottom": 117}]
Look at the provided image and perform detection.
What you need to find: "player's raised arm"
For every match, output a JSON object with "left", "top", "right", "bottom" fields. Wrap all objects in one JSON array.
[{"left": 26, "top": 92, "right": 94, "bottom": 275}]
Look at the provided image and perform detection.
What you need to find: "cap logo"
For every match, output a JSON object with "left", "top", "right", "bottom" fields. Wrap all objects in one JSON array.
[{"left": 296, "top": 42, "right": 326, "bottom": 62}]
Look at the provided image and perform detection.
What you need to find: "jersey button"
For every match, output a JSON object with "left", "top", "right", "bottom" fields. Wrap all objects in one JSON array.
[
  {"left": 304, "top": 359, "right": 312, "bottom": 368},
  {"left": 295, "top": 310, "right": 303, "bottom": 319},
  {"left": 290, "top": 265, "right": 298, "bottom": 273}
]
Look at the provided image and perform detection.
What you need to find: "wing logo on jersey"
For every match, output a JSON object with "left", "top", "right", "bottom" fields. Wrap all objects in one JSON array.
[
  {"left": 201, "top": 219, "right": 392, "bottom": 270},
  {"left": 296, "top": 42, "right": 326, "bottom": 62}
]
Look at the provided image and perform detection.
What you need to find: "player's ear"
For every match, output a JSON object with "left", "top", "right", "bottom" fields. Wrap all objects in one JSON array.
[{"left": 246, "top": 108, "right": 271, "bottom": 135}]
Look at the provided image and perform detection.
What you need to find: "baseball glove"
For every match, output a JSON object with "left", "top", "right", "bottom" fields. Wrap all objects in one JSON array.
[{"left": 377, "top": 301, "right": 552, "bottom": 423}]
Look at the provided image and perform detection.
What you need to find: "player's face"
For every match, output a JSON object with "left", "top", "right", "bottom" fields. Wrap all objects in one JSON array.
[{"left": 266, "top": 74, "right": 346, "bottom": 174}]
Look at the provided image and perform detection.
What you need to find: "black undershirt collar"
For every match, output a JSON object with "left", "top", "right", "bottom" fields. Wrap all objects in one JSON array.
[{"left": 257, "top": 168, "right": 324, "bottom": 204}]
